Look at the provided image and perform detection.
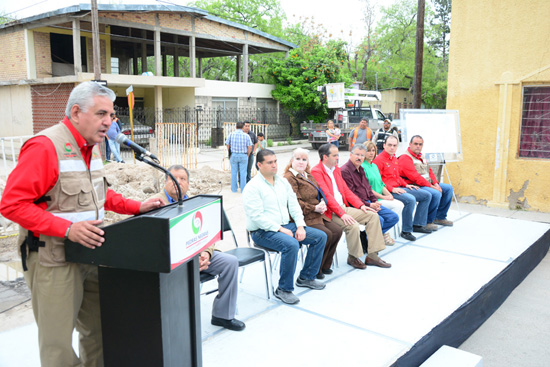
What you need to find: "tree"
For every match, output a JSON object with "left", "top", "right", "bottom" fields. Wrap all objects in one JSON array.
[{"left": 268, "top": 40, "right": 352, "bottom": 123}]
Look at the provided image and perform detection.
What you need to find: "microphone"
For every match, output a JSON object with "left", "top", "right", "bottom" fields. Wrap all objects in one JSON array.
[{"left": 116, "top": 132, "right": 158, "bottom": 161}]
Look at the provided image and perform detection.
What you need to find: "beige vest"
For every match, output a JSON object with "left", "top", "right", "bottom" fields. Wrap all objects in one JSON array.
[
  {"left": 19, "top": 122, "right": 107, "bottom": 267},
  {"left": 404, "top": 150, "right": 432, "bottom": 183}
]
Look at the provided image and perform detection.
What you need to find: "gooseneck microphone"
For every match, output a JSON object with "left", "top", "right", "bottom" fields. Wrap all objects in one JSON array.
[{"left": 115, "top": 132, "right": 158, "bottom": 161}]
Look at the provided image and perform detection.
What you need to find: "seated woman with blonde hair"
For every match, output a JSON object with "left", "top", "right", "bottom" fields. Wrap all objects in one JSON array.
[{"left": 284, "top": 148, "right": 343, "bottom": 279}]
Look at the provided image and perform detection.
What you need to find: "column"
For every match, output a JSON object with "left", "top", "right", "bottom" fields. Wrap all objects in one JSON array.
[
  {"left": 190, "top": 35, "right": 196, "bottom": 78},
  {"left": 242, "top": 44, "right": 248, "bottom": 83},
  {"left": 72, "top": 19, "right": 82, "bottom": 75},
  {"left": 174, "top": 35, "right": 179, "bottom": 77},
  {"left": 141, "top": 30, "right": 148, "bottom": 74},
  {"left": 154, "top": 29, "right": 161, "bottom": 76}
]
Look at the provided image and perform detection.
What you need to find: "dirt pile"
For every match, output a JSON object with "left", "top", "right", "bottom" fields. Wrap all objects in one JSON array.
[{"left": 0, "top": 163, "right": 230, "bottom": 258}]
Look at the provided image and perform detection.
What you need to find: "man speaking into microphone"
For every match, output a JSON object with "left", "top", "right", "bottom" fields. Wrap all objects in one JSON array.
[{"left": 0, "top": 81, "right": 163, "bottom": 367}]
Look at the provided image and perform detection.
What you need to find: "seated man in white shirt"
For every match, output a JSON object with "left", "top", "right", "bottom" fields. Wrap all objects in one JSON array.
[{"left": 243, "top": 150, "right": 327, "bottom": 305}]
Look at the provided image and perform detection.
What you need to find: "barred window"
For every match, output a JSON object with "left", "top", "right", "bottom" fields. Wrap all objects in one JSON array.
[{"left": 519, "top": 86, "right": 550, "bottom": 158}]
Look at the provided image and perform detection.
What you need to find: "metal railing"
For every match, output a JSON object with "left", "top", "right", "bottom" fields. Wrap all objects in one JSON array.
[{"left": 1, "top": 136, "right": 32, "bottom": 179}]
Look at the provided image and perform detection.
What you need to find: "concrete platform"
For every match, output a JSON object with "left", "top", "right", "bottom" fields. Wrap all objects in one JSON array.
[{"left": 1, "top": 208, "right": 548, "bottom": 366}]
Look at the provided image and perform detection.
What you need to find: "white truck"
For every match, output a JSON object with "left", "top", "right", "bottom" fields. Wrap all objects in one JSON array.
[{"left": 300, "top": 87, "right": 388, "bottom": 150}]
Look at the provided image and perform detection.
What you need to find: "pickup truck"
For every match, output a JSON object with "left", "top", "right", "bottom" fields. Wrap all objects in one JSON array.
[{"left": 300, "top": 107, "right": 388, "bottom": 150}]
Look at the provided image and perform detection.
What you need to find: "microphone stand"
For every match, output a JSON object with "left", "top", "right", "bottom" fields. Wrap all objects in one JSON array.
[{"left": 135, "top": 154, "right": 184, "bottom": 206}]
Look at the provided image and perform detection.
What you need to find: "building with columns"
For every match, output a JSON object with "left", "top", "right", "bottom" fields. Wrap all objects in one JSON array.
[{"left": 0, "top": 3, "right": 295, "bottom": 137}]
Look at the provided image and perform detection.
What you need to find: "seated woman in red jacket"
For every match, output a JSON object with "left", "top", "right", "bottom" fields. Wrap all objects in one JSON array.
[{"left": 283, "top": 148, "right": 343, "bottom": 279}]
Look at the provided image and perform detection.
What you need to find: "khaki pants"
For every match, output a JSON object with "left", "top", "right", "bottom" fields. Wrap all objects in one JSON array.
[
  {"left": 332, "top": 206, "right": 386, "bottom": 258},
  {"left": 24, "top": 252, "right": 103, "bottom": 367}
]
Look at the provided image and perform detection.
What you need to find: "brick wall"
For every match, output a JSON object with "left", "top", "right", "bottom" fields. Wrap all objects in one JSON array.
[
  {"left": 0, "top": 31, "right": 27, "bottom": 81},
  {"left": 86, "top": 38, "right": 107, "bottom": 73},
  {"left": 158, "top": 13, "right": 192, "bottom": 31},
  {"left": 34, "top": 31, "right": 52, "bottom": 78},
  {"left": 101, "top": 12, "right": 156, "bottom": 26},
  {"left": 195, "top": 18, "right": 246, "bottom": 40},
  {"left": 31, "top": 83, "right": 74, "bottom": 134}
]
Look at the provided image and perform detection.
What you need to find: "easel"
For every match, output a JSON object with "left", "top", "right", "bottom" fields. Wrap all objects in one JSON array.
[{"left": 426, "top": 153, "right": 461, "bottom": 215}]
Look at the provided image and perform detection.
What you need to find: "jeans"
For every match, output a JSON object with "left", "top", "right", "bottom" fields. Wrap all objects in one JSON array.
[
  {"left": 378, "top": 205, "right": 399, "bottom": 234},
  {"left": 105, "top": 139, "right": 111, "bottom": 160},
  {"left": 108, "top": 140, "right": 122, "bottom": 162},
  {"left": 421, "top": 183, "right": 453, "bottom": 223},
  {"left": 250, "top": 223, "right": 326, "bottom": 292},
  {"left": 392, "top": 187, "right": 431, "bottom": 232},
  {"left": 330, "top": 140, "right": 339, "bottom": 147},
  {"left": 246, "top": 153, "right": 255, "bottom": 183},
  {"left": 230, "top": 153, "right": 248, "bottom": 192}
]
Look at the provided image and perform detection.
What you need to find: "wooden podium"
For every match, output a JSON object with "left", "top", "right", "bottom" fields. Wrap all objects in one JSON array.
[{"left": 65, "top": 195, "right": 223, "bottom": 367}]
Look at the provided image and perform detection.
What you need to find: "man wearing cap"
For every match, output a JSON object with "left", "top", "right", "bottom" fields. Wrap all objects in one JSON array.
[{"left": 373, "top": 119, "right": 399, "bottom": 152}]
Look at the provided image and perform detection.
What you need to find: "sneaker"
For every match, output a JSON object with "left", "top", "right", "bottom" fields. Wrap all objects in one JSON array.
[
  {"left": 383, "top": 232, "right": 395, "bottom": 245},
  {"left": 274, "top": 287, "right": 300, "bottom": 304},
  {"left": 426, "top": 223, "right": 439, "bottom": 231},
  {"left": 296, "top": 277, "right": 326, "bottom": 290},
  {"left": 434, "top": 219, "right": 454, "bottom": 227}
]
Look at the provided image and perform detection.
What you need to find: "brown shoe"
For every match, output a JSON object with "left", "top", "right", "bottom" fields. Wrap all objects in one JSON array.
[
  {"left": 365, "top": 256, "right": 392, "bottom": 268},
  {"left": 426, "top": 223, "right": 439, "bottom": 231},
  {"left": 434, "top": 219, "right": 453, "bottom": 227},
  {"left": 347, "top": 255, "right": 367, "bottom": 270}
]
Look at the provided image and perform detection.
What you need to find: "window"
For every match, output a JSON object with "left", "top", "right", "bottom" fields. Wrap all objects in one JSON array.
[
  {"left": 111, "top": 57, "right": 119, "bottom": 74},
  {"left": 519, "top": 86, "right": 550, "bottom": 158}
]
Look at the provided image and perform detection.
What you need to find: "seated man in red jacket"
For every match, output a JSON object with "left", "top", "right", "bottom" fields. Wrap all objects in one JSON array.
[
  {"left": 398, "top": 135, "right": 454, "bottom": 228},
  {"left": 311, "top": 143, "right": 390, "bottom": 270}
]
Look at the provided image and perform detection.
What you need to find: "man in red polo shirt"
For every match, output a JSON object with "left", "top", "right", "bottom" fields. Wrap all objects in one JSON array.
[
  {"left": 373, "top": 135, "right": 432, "bottom": 241},
  {"left": 0, "top": 81, "right": 163, "bottom": 367}
]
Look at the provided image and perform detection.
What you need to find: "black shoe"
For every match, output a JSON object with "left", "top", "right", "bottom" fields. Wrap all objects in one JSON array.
[
  {"left": 211, "top": 316, "right": 246, "bottom": 331},
  {"left": 401, "top": 232, "right": 417, "bottom": 241},
  {"left": 316, "top": 272, "right": 325, "bottom": 279},
  {"left": 321, "top": 268, "right": 333, "bottom": 275},
  {"left": 412, "top": 225, "right": 433, "bottom": 234}
]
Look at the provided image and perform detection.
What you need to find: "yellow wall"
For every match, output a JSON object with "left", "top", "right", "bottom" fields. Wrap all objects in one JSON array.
[{"left": 446, "top": 0, "right": 550, "bottom": 212}]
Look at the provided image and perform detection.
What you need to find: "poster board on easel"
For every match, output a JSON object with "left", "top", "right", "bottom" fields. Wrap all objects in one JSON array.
[
  {"left": 399, "top": 109, "right": 462, "bottom": 162},
  {"left": 400, "top": 109, "right": 462, "bottom": 212}
]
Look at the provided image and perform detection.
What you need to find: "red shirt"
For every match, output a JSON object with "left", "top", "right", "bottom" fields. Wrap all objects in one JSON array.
[
  {"left": 310, "top": 161, "right": 364, "bottom": 220},
  {"left": 398, "top": 148, "right": 438, "bottom": 187},
  {"left": 0, "top": 117, "right": 141, "bottom": 238},
  {"left": 373, "top": 150, "right": 408, "bottom": 192}
]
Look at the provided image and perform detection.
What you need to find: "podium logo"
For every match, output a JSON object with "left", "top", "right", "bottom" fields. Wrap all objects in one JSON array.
[{"left": 192, "top": 211, "right": 203, "bottom": 234}]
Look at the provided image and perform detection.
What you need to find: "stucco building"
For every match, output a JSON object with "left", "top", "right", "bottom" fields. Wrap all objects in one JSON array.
[{"left": 446, "top": 0, "right": 550, "bottom": 212}]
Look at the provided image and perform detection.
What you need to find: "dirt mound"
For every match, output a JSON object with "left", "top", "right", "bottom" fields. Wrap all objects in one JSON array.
[{"left": 0, "top": 163, "right": 230, "bottom": 257}]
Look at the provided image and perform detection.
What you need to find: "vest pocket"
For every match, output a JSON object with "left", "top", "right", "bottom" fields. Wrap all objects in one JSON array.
[{"left": 58, "top": 180, "right": 93, "bottom": 210}]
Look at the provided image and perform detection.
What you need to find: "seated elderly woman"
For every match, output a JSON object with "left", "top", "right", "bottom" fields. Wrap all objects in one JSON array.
[{"left": 284, "top": 148, "right": 343, "bottom": 279}]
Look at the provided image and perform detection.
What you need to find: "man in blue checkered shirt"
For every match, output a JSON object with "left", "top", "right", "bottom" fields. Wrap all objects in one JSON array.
[{"left": 226, "top": 122, "right": 253, "bottom": 192}]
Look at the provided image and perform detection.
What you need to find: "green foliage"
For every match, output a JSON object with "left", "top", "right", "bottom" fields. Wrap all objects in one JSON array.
[
  {"left": 268, "top": 40, "right": 352, "bottom": 123},
  {"left": 267, "top": 138, "right": 274, "bottom": 147},
  {"left": 286, "top": 136, "right": 293, "bottom": 145},
  {"left": 190, "top": 0, "right": 286, "bottom": 37}
]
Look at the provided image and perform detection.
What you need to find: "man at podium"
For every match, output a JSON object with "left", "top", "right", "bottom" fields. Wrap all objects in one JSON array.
[
  {"left": 0, "top": 81, "right": 164, "bottom": 367},
  {"left": 151, "top": 164, "right": 246, "bottom": 331}
]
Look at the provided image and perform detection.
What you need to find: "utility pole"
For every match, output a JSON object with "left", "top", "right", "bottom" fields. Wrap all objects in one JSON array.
[
  {"left": 91, "top": 0, "right": 101, "bottom": 80},
  {"left": 413, "top": 0, "right": 425, "bottom": 109}
]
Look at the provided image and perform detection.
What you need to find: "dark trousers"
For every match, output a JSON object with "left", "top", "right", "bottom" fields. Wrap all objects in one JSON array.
[{"left": 308, "top": 219, "right": 343, "bottom": 272}]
